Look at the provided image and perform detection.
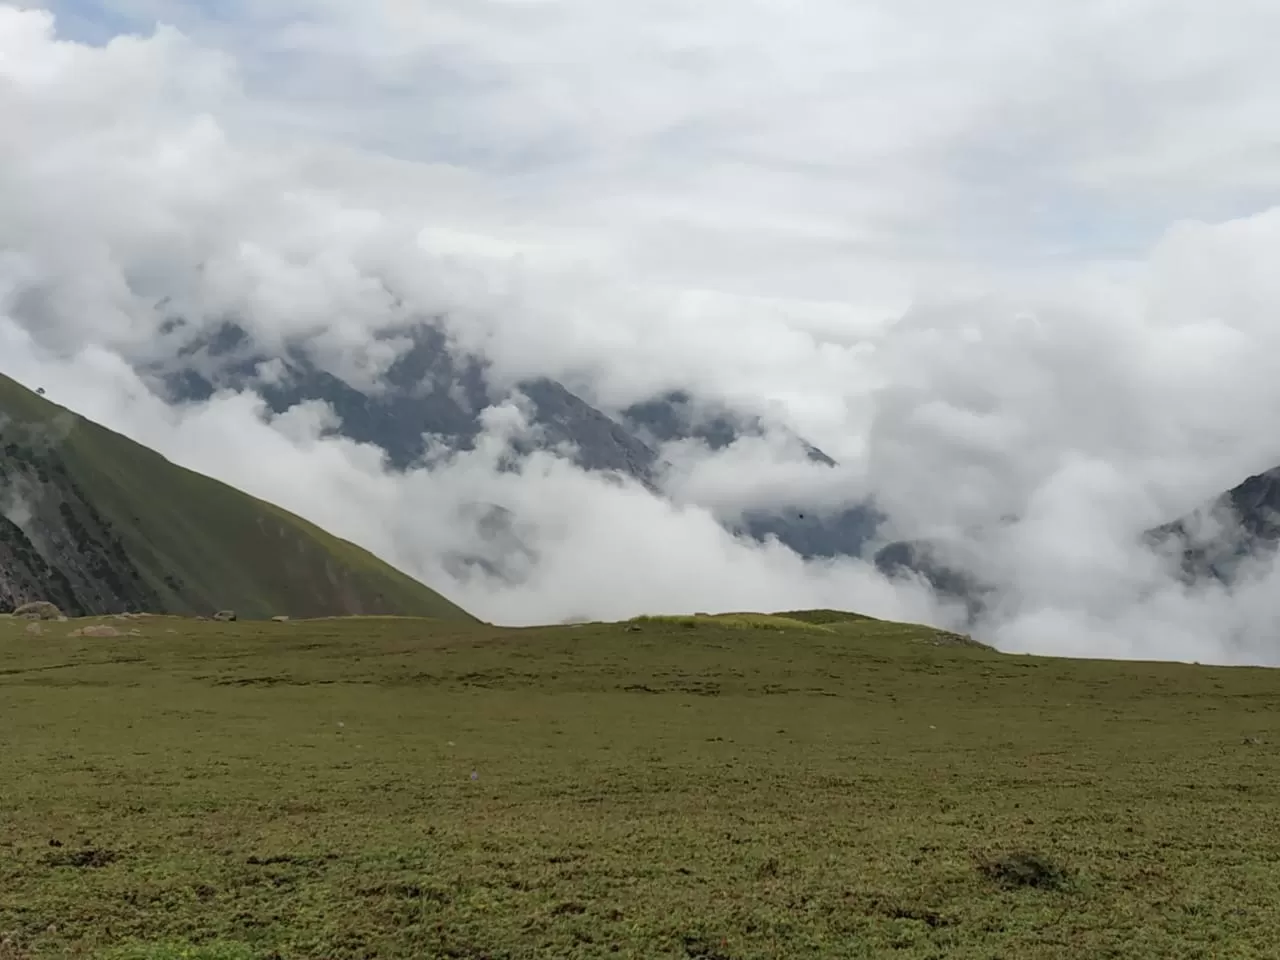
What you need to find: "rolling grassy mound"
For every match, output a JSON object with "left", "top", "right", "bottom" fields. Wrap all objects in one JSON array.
[
  {"left": 629, "top": 612, "right": 838, "bottom": 633},
  {"left": 630, "top": 610, "right": 993, "bottom": 650},
  {"left": 774, "top": 608, "right": 879, "bottom": 625},
  {"left": 0, "top": 373, "right": 474, "bottom": 621},
  {"left": 3, "top": 612, "right": 1278, "bottom": 958}
]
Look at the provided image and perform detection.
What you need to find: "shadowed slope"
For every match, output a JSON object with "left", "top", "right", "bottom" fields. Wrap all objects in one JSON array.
[{"left": 0, "top": 373, "right": 475, "bottom": 621}]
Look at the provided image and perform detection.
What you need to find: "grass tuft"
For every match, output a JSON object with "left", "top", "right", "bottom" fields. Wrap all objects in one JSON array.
[
  {"left": 98, "top": 942, "right": 260, "bottom": 960},
  {"left": 772, "top": 608, "right": 879, "bottom": 625},
  {"left": 977, "top": 850, "right": 1075, "bottom": 891},
  {"left": 629, "top": 612, "right": 835, "bottom": 633}
]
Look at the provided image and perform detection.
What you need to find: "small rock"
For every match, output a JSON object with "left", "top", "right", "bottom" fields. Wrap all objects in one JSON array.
[
  {"left": 212, "top": 610, "right": 237, "bottom": 622},
  {"left": 14, "top": 601, "right": 62, "bottom": 621},
  {"left": 25, "top": 622, "right": 42, "bottom": 636},
  {"left": 71, "top": 625, "right": 121, "bottom": 639},
  {"left": 271, "top": 615, "right": 290, "bottom": 622}
]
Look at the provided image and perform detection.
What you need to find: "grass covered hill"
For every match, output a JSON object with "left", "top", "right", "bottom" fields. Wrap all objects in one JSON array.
[
  {"left": 3, "top": 609, "right": 1279, "bottom": 958},
  {"left": 0, "top": 373, "right": 473, "bottom": 621}
]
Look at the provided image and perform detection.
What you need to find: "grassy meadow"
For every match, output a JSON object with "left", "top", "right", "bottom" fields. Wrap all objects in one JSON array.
[{"left": 2, "top": 611, "right": 1279, "bottom": 958}]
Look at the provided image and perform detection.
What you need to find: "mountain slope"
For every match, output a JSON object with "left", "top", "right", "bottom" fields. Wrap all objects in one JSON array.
[
  {"left": 0, "top": 372, "right": 475, "bottom": 621},
  {"left": 870, "top": 463, "right": 1280, "bottom": 621},
  {"left": 145, "top": 320, "right": 882, "bottom": 559},
  {"left": 1146, "top": 465, "right": 1280, "bottom": 584},
  {"left": 150, "top": 320, "right": 661, "bottom": 480}
]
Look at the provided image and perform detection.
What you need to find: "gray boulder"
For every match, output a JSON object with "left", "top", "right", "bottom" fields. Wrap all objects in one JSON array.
[{"left": 14, "top": 601, "right": 63, "bottom": 620}]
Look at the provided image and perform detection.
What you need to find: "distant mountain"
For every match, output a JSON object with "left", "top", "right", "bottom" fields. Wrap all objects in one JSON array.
[
  {"left": 149, "top": 320, "right": 660, "bottom": 481},
  {"left": 0, "top": 372, "right": 475, "bottom": 621},
  {"left": 620, "top": 389, "right": 836, "bottom": 466},
  {"left": 1146, "top": 465, "right": 1280, "bottom": 584},
  {"left": 142, "top": 319, "right": 884, "bottom": 561},
  {"left": 620, "top": 388, "right": 881, "bottom": 556},
  {"left": 872, "top": 538, "right": 991, "bottom": 620},
  {"left": 871, "top": 463, "right": 1280, "bottom": 623}
]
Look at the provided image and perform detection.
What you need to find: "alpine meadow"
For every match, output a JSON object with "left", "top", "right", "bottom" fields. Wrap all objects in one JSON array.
[{"left": 5, "top": 612, "right": 1280, "bottom": 959}]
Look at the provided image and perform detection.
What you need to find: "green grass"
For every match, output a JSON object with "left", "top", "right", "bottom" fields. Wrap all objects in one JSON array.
[
  {"left": 0, "top": 373, "right": 474, "bottom": 622},
  {"left": 773, "top": 609, "right": 880, "bottom": 625},
  {"left": 3, "top": 611, "right": 1280, "bottom": 958},
  {"left": 629, "top": 612, "right": 836, "bottom": 633},
  {"left": 98, "top": 944, "right": 258, "bottom": 960}
]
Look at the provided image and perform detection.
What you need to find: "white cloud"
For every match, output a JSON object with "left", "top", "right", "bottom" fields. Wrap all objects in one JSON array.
[
  {"left": 0, "top": 316, "right": 943, "bottom": 628},
  {"left": 658, "top": 434, "right": 867, "bottom": 519},
  {"left": 7, "top": 5, "right": 1280, "bottom": 663}
]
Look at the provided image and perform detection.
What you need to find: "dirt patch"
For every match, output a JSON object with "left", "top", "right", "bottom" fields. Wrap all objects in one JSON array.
[
  {"left": 978, "top": 851, "right": 1073, "bottom": 891},
  {"left": 680, "top": 933, "right": 732, "bottom": 959},
  {"left": 884, "top": 904, "right": 953, "bottom": 927},
  {"left": 44, "top": 847, "right": 119, "bottom": 869},
  {"left": 246, "top": 853, "right": 339, "bottom": 867},
  {"left": 69, "top": 625, "right": 121, "bottom": 638}
]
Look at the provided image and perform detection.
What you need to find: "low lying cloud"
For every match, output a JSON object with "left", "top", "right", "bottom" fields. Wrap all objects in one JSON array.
[
  {"left": 0, "top": 318, "right": 944, "bottom": 629},
  {"left": 7, "top": 5, "right": 1280, "bottom": 664}
]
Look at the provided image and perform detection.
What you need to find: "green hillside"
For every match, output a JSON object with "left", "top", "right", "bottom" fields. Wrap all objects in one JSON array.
[
  {"left": 0, "top": 373, "right": 474, "bottom": 621},
  {"left": 2, "top": 611, "right": 1278, "bottom": 958}
]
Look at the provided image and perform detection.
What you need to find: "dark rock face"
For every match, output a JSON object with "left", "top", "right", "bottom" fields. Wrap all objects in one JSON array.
[
  {"left": 622, "top": 390, "right": 835, "bottom": 465},
  {"left": 515, "top": 379, "right": 659, "bottom": 483},
  {"left": 623, "top": 390, "right": 879, "bottom": 557},
  {"left": 147, "top": 318, "right": 1098, "bottom": 605},
  {"left": 149, "top": 320, "right": 661, "bottom": 481},
  {"left": 847, "top": 462, "right": 1280, "bottom": 625},
  {"left": 142, "top": 319, "right": 890, "bottom": 562},
  {"left": 873, "top": 538, "right": 990, "bottom": 621},
  {"left": 1146, "top": 466, "right": 1280, "bottom": 584},
  {"left": 0, "top": 433, "right": 163, "bottom": 617},
  {"left": 737, "top": 505, "right": 883, "bottom": 560}
]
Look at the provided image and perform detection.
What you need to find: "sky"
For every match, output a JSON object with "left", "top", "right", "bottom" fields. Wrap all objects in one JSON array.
[{"left": 6, "top": 2, "right": 1280, "bottom": 662}]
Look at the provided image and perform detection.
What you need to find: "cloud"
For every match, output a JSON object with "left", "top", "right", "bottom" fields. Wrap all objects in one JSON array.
[
  {"left": 8, "top": 5, "right": 1280, "bottom": 663},
  {"left": 657, "top": 434, "right": 868, "bottom": 520},
  {"left": 0, "top": 316, "right": 944, "bottom": 628}
]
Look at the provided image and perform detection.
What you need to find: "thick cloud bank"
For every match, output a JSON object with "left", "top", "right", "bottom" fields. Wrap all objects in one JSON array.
[{"left": 5, "top": 5, "right": 1280, "bottom": 663}]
